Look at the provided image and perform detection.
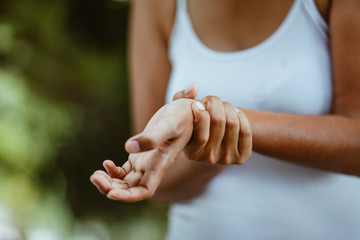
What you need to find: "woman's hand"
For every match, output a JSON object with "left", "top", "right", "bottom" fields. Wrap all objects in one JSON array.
[
  {"left": 90, "top": 149, "right": 179, "bottom": 202},
  {"left": 90, "top": 99, "right": 195, "bottom": 202},
  {"left": 173, "top": 84, "right": 253, "bottom": 165}
]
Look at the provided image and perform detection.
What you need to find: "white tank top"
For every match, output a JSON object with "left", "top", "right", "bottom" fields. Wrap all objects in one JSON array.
[{"left": 165, "top": 0, "right": 360, "bottom": 239}]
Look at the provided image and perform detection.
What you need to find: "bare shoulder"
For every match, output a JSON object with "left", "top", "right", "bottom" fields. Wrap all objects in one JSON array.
[
  {"left": 156, "top": 0, "right": 177, "bottom": 42},
  {"left": 132, "top": 0, "right": 176, "bottom": 44}
]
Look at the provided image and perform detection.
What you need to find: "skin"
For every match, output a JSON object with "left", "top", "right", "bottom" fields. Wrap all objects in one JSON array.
[
  {"left": 90, "top": 96, "right": 251, "bottom": 202},
  {"left": 91, "top": 0, "right": 360, "bottom": 202},
  {"left": 91, "top": 99, "right": 195, "bottom": 201}
]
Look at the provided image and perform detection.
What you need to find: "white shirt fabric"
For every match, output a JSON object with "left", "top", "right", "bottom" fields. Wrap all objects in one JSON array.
[{"left": 165, "top": 0, "right": 360, "bottom": 239}]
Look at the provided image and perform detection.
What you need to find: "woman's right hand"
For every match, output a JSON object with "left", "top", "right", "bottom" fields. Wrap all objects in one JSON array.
[
  {"left": 90, "top": 99, "right": 196, "bottom": 202},
  {"left": 173, "top": 84, "right": 253, "bottom": 165}
]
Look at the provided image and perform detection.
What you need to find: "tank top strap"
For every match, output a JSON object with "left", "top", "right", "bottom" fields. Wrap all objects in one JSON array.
[
  {"left": 175, "top": 0, "right": 187, "bottom": 16},
  {"left": 301, "top": 0, "right": 329, "bottom": 39}
]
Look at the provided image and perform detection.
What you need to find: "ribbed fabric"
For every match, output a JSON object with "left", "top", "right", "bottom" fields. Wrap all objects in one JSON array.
[{"left": 165, "top": 0, "right": 360, "bottom": 239}]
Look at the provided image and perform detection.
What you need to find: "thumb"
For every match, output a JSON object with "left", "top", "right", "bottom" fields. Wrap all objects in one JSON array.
[
  {"left": 172, "top": 83, "right": 198, "bottom": 101},
  {"left": 125, "top": 126, "right": 179, "bottom": 153}
]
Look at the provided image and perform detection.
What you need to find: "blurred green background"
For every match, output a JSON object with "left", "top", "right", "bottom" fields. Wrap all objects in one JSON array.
[{"left": 0, "top": 0, "right": 167, "bottom": 239}]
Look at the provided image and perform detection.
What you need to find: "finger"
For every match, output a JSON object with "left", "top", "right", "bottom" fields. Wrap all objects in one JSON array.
[
  {"left": 185, "top": 101, "right": 210, "bottom": 155},
  {"left": 108, "top": 163, "right": 165, "bottom": 202},
  {"left": 126, "top": 125, "right": 182, "bottom": 153},
  {"left": 93, "top": 170, "right": 112, "bottom": 182},
  {"left": 124, "top": 138, "right": 142, "bottom": 153},
  {"left": 121, "top": 161, "right": 132, "bottom": 175},
  {"left": 126, "top": 99, "right": 195, "bottom": 153},
  {"left": 125, "top": 128, "right": 176, "bottom": 153},
  {"left": 123, "top": 170, "right": 143, "bottom": 187},
  {"left": 220, "top": 102, "right": 240, "bottom": 164},
  {"left": 103, "top": 160, "right": 126, "bottom": 179},
  {"left": 90, "top": 171, "right": 112, "bottom": 195},
  {"left": 107, "top": 186, "right": 151, "bottom": 202},
  {"left": 202, "top": 96, "right": 226, "bottom": 152},
  {"left": 172, "top": 83, "right": 198, "bottom": 101},
  {"left": 237, "top": 109, "right": 253, "bottom": 164},
  {"left": 111, "top": 178, "right": 130, "bottom": 189}
]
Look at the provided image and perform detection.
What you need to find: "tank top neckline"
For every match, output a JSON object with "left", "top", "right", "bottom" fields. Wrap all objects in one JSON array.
[{"left": 180, "top": 0, "right": 300, "bottom": 60}]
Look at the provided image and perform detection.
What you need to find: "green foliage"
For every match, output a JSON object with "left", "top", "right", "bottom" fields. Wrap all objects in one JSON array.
[
  {"left": 0, "top": 0, "right": 167, "bottom": 238},
  {"left": 0, "top": 24, "right": 14, "bottom": 53},
  {"left": 0, "top": 69, "right": 75, "bottom": 175}
]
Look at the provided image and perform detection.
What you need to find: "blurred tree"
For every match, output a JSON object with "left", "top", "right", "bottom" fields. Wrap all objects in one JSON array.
[{"left": 0, "top": 0, "right": 167, "bottom": 238}]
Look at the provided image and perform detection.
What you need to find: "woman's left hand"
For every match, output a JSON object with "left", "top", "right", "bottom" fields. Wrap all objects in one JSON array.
[{"left": 173, "top": 84, "right": 253, "bottom": 165}]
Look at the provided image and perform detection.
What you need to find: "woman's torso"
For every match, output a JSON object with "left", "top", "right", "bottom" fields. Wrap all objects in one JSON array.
[{"left": 164, "top": 0, "right": 360, "bottom": 239}]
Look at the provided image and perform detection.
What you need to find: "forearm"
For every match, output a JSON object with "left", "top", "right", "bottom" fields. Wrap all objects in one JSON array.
[
  {"left": 154, "top": 109, "right": 360, "bottom": 203},
  {"left": 244, "top": 109, "right": 360, "bottom": 176}
]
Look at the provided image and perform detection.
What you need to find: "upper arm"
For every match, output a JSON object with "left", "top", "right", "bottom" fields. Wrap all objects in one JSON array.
[
  {"left": 330, "top": 0, "right": 360, "bottom": 119},
  {"left": 128, "top": 0, "right": 176, "bottom": 133}
]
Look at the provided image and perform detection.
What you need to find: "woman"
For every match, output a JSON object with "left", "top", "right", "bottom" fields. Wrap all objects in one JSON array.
[{"left": 91, "top": 0, "right": 360, "bottom": 239}]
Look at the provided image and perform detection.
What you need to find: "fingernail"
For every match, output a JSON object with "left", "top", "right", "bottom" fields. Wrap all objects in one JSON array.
[
  {"left": 184, "top": 83, "right": 195, "bottom": 96},
  {"left": 126, "top": 140, "right": 141, "bottom": 153},
  {"left": 234, "top": 107, "right": 240, "bottom": 113},
  {"left": 103, "top": 160, "right": 111, "bottom": 168},
  {"left": 194, "top": 101, "right": 205, "bottom": 111}
]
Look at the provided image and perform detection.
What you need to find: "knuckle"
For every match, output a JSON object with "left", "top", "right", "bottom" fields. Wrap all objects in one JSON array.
[
  {"left": 170, "top": 126, "right": 182, "bottom": 138},
  {"left": 241, "top": 127, "right": 252, "bottom": 138},
  {"left": 193, "top": 134, "right": 208, "bottom": 145},
  {"left": 208, "top": 96, "right": 221, "bottom": 102},
  {"left": 211, "top": 116, "right": 225, "bottom": 127},
  {"left": 195, "top": 109, "right": 210, "bottom": 120},
  {"left": 222, "top": 101, "right": 233, "bottom": 109},
  {"left": 205, "top": 153, "right": 216, "bottom": 164},
  {"left": 194, "top": 112, "right": 205, "bottom": 124},
  {"left": 223, "top": 155, "right": 233, "bottom": 165},
  {"left": 226, "top": 118, "right": 239, "bottom": 129}
]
